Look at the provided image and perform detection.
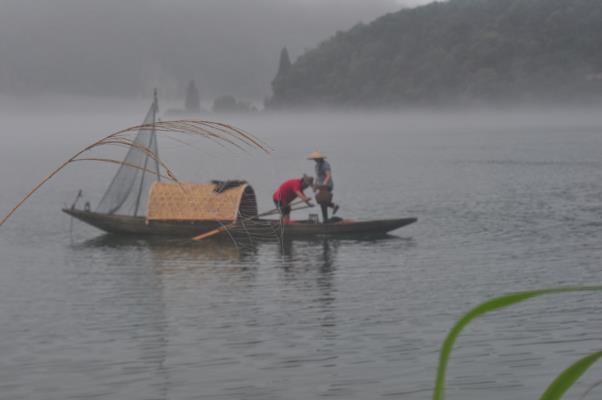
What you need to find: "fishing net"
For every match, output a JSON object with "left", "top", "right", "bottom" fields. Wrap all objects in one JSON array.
[
  {"left": 95, "top": 98, "right": 160, "bottom": 216},
  {"left": 0, "top": 96, "right": 276, "bottom": 234}
]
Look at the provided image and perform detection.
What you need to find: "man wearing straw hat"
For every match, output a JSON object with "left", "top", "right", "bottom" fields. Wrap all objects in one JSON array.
[
  {"left": 273, "top": 175, "right": 314, "bottom": 224},
  {"left": 307, "top": 150, "right": 339, "bottom": 223}
]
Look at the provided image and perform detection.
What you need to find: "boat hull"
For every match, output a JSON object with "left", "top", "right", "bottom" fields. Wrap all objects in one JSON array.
[{"left": 62, "top": 208, "right": 417, "bottom": 239}]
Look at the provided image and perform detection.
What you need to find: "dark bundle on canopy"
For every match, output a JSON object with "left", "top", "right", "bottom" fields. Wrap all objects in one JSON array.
[{"left": 211, "top": 180, "right": 248, "bottom": 193}]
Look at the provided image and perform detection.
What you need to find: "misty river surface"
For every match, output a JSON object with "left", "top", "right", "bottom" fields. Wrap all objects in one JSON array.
[{"left": 1, "top": 104, "right": 602, "bottom": 399}]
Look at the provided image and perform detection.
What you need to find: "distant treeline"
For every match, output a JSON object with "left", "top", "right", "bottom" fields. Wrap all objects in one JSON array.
[{"left": 268, "top": 0, "right": 602, "bottom": 108}]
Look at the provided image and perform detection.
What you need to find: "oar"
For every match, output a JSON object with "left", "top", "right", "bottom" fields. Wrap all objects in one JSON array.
[
  {"left": 191, "top": 201, "right": 311, "bottom": 241},
  {"left": 191, "top": 203, "right": 311, "bottom": 241}
]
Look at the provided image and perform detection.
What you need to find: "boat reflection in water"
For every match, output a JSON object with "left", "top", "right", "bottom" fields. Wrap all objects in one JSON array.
[
  {"left": 64, "top": 234, "right": 263, "bottom": 400},
  {"left": 64, "top": 227, "right": 416, "bottom": 399},
  {"left": 76, "top": 233, "right": 259, "bottom": 268}
]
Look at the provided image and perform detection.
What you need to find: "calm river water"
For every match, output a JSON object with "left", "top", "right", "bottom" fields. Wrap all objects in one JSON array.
[{"left": 1, "top": 101, "right": 601, "bottom": 399}]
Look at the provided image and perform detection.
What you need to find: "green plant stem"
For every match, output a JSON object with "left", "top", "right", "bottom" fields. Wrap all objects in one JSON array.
[
  {"left": 433, "top": 286, "right": 602, "bottom": 400},
  {"left": 539, "top": 351, "right": 602, "bottom": 400}
]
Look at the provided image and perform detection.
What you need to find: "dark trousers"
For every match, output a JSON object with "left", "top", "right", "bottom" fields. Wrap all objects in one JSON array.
[
  {"left": 320, "top": 203, "right": 330, "bottom": 223},
  {"left": 273, "top": 199, "right": 291, "bottom": 217}
]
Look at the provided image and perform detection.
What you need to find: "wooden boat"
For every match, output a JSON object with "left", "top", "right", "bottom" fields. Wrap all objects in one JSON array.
[
  {"left": 65, "top": 178, "right": 416, "bottom": 239},
  {"left": 62, "top": 93, "right": 417, "bottom": 240},
  {"left": 62, "top": 207, "right": 416, "bottom": 239}
]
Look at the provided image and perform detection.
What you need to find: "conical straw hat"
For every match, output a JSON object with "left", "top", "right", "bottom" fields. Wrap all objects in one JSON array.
[{"left": 307, "top": 150, "right": 327, "bottom": 160}]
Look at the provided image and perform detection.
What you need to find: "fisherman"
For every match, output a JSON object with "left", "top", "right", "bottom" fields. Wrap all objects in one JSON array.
[
  {"left": 273, "top": 175, "right": 314, "bottom": 224},
  {"left": 307, "top": 150, "right": 339, "bottom": 223}
]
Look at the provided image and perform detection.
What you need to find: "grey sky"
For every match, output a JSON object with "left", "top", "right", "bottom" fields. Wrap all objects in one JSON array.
[{"left": 0, "top": 0, "right": 433, "bottom": 101}]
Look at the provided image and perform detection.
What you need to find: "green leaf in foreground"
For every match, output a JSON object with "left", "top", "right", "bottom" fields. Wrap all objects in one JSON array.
[
  {"left": 539, "top": 351, "right": 602, "bottom": 400},
  {"left": 433, "top": 286, "right": 602, "bottom": 400}
]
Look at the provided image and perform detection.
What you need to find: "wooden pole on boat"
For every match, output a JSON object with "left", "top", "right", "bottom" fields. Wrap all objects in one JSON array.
[{"left": 191, "top": 201, "right": 311, "bottom": 241}]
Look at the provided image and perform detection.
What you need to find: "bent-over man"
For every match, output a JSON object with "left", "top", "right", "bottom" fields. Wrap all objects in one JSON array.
[{"left": 273, "top": 175, "right": 314, "bottom": 223}]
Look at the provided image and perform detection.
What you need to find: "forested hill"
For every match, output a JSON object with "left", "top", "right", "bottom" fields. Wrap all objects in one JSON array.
[{"left": 268, "top": 0, "right": 602, "bottom": 108}]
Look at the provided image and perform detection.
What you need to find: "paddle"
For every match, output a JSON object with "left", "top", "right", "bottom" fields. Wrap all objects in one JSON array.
[{"left": 191, "top": 199, "right": 312, "bottom": 241}]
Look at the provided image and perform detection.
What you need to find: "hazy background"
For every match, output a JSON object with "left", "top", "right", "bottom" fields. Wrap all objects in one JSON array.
[
  {"left": 0, "top": 0, "right": 431, "bottom": 102},
  {"left": 2, "top": 2, "right": 602, "bottom": 398}
]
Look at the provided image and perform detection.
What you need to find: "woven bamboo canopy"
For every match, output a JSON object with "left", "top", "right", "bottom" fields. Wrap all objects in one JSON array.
[{"left": 146, "top": 182, "right": 258, "bottom": 222}]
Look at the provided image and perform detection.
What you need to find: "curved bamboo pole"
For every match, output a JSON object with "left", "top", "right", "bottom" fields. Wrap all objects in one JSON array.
[{"left": 0, "top": 120, "right": 271, "bottom": 227}]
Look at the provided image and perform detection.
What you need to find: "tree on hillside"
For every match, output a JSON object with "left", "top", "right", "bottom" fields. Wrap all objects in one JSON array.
[
  {"left": 267, "top": 0, "right": 602, "bottom": 107},
  {"left": 185, "top": 80, "right": 201, "bottom": 113},
  {"left": 276, "top": 47, "right": 292, "bottom": 78},
  {"left": 268, "top": 47, "right": 294, "bottom": 108}
]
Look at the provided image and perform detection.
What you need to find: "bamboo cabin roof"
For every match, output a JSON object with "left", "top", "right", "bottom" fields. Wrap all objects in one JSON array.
[{"left": 146, "top": 182, "right": 257, "bottom": 222}]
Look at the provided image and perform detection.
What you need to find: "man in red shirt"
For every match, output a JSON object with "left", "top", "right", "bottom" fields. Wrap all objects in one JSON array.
[{"left": 273, "top": 175, "right": 314, "bottom": 223}]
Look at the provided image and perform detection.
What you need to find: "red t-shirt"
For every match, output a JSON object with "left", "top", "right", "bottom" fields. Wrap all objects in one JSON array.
[{"left": 273, "top": 178, "right": 303, "bottom": 205}]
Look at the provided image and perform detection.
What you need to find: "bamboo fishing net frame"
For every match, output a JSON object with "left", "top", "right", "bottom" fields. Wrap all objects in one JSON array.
[{"left": 0, "top": 120, "right": 271, "bottom": 227}]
